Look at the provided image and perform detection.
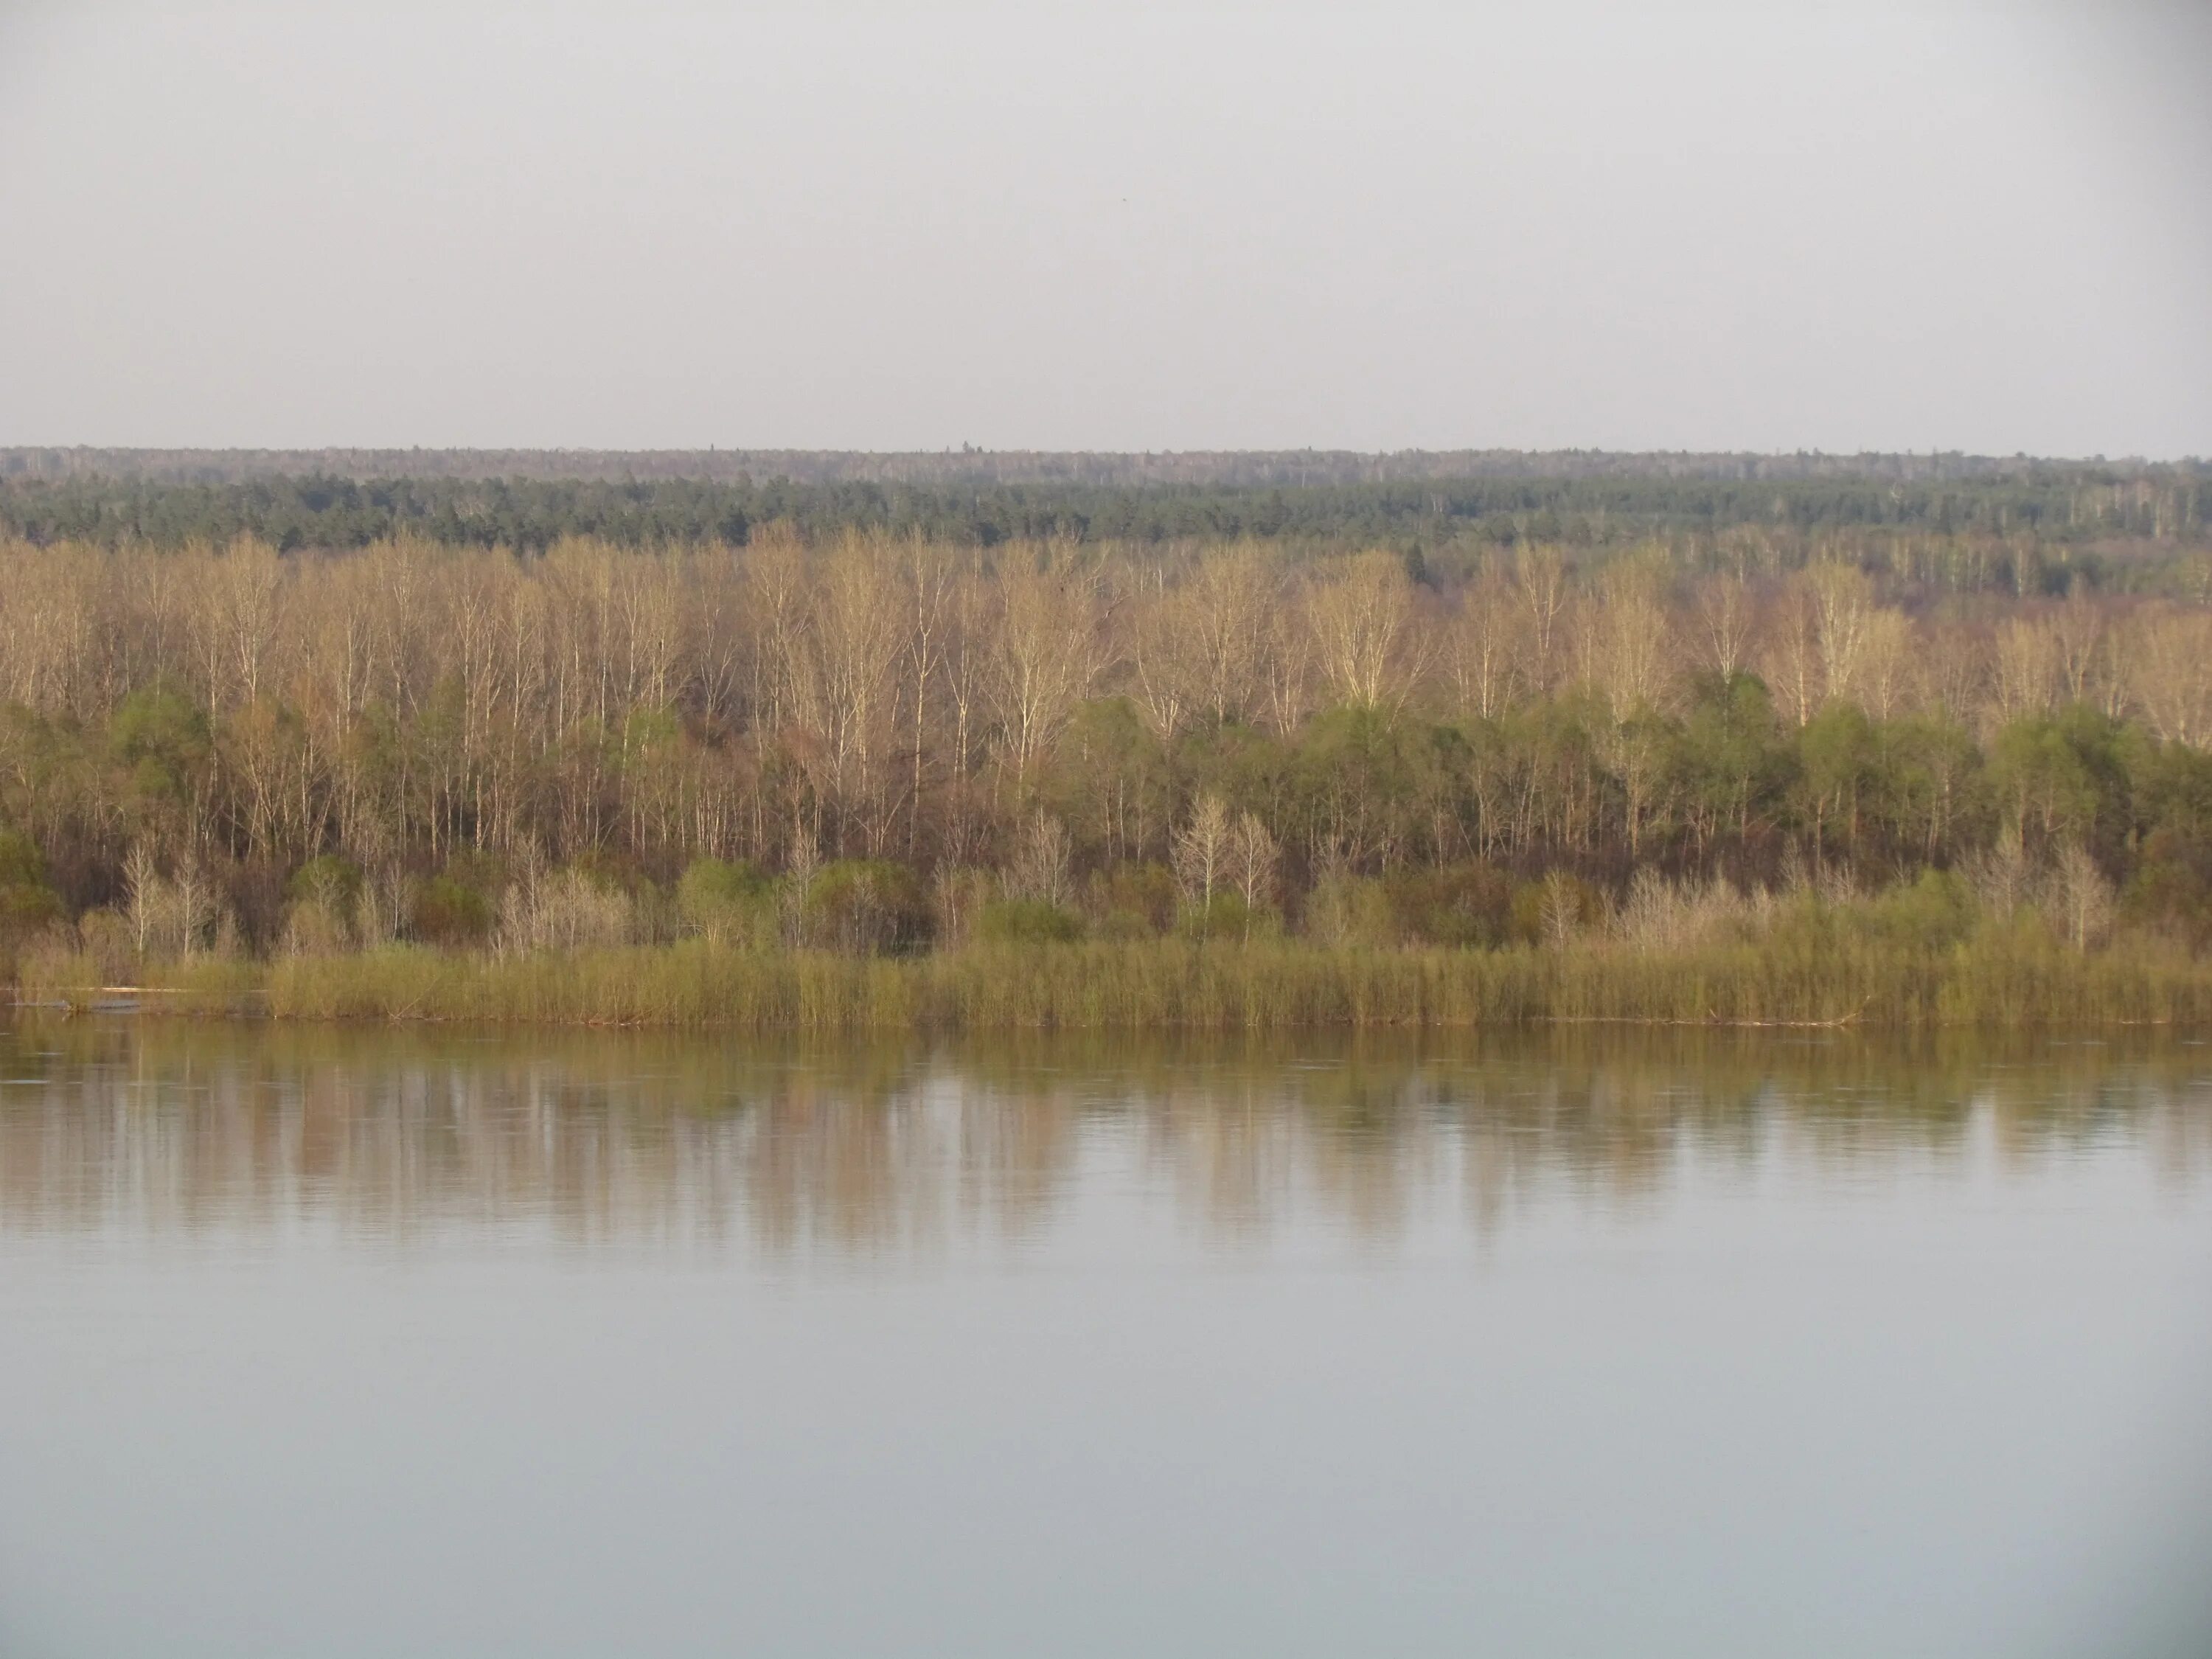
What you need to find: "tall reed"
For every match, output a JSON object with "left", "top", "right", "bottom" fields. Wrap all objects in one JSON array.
[{"left": 22, "top": 935, "right": 2212, "bottom": 1032}]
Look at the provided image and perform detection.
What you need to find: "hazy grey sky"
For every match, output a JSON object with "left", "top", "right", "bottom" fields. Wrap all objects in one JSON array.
[{"left": 1, "top": 2, "right": 2206, "bottom": 456}]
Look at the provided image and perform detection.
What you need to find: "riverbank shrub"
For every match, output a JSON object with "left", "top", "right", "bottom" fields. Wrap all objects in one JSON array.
[
  {"left": 676, "top": 857, "right": 775, "bottom": 947},
  {"left": 975, "top": 897, "right": 1084, "bottom": 944},
  {"left": 801, "top": 860, "right": 931, "bottom": 955}
]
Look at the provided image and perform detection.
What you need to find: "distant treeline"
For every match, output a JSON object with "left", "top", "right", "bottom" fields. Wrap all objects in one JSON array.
[
  {"left": 12, "top": 445, "right": 2201, "bottom": 487},
  {"left": 2, "top": 468, "right": 2205, "bottom": 565}
]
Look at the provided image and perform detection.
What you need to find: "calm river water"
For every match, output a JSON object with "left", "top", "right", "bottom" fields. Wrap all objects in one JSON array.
[{"left": 2, "top": 1020, "right": 2210, "bottom": 1658}]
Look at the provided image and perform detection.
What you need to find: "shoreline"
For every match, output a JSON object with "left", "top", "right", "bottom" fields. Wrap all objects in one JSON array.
[{"left": 16, "top": 938, "right": 2212, "bottom": 1033}]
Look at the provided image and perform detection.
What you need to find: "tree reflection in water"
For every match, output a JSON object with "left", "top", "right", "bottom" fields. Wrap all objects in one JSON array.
[{"left": 1, "top": 1018, "right": 2208, "bottom": 1257}]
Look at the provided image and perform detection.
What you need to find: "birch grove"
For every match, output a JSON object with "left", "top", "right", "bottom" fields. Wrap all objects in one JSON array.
[{"left": 0, "top": 527, "right": 2208, "bottom": 946}]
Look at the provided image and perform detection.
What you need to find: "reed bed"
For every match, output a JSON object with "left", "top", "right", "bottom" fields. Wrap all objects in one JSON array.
[{"left": 20, "top": 936, "right": 2212, "bottom": 1032}]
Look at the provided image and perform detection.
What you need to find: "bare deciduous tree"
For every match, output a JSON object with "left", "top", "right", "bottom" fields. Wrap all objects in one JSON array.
[
  {"left": 1307, "top": 549, "right": 1425, "bottom": 711},
  {"left": 1692, "top": 571, "right": 1756, "bottom": 682},
  {"left": 988, "top": 552, "right": 1103, "bottom": 796},
  {"left": 1513, "top": 545, "right": 1571, "bottom": 695},
  {"left": 1006, "top": 813, "right": 1073, "bottom": 908},
  {"left": 1231, "top": 810, "right": 1279, "bottom": 913},
  {"left": 1585, "top": 553, "right": 1674, "bottom": 717},
  {"left": 2045, "top": 844, "right": 2115, "bottom": 951},
  {"left": 2128, "top": 610, "right": 2212, "bottom": 746},
  {"left": 1172, "top": 793, "right": 1233, "bottom": 911},
  {"left": 1444, "top": 570, "right": 1518, "bottom": 719}
]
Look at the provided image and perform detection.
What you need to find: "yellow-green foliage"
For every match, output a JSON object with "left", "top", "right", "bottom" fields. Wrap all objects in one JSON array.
[{"left": 28, "top": 933, "right": 2211, "bottom": 1032}]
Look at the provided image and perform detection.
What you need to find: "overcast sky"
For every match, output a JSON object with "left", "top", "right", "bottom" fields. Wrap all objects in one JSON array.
[{"left": 1, "top": 2, "right": 2206, "bottom": 456}]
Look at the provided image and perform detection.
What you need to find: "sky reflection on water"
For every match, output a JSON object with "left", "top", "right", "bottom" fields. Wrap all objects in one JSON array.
[{"left": 1, "top": 1020, "right": 2209, "bottom": 1659}]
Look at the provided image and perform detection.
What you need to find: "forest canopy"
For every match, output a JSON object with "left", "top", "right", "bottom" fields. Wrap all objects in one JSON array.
[{"left": 1, "top": 453, "right": 2205, "bottom": 577}]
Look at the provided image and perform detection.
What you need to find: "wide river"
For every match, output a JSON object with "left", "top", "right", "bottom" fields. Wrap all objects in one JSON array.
[{"left": 2, "top": 1019, "right": 2209, "bottom": 1658}]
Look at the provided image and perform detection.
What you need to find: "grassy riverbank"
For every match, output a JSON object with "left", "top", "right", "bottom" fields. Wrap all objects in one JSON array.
[{"left": 19, "top": 933, "right": 2212, "bottom": 1031}]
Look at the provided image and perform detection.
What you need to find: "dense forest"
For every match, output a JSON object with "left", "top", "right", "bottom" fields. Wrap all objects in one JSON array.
[
  {"left": 13, "top": 445, "right": 2199, "bottom": 487},
  {"left": 4, "top": 506, "right": 2212, "bottom": 992},
  {"left": 1, "top": 459, "right": 2205, "bottom": 572}
]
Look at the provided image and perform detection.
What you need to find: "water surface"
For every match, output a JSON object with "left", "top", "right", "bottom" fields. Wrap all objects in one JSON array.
[{"left": 3, "top": 1021, "right": 2209, "bottom": 1658}]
